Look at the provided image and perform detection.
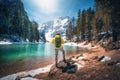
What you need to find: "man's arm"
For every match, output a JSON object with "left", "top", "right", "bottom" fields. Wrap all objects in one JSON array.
[
  {"left": 51, "top": 38, "right": 55, "bottom": 44},
  {"left": 61, "top": 38, "right": 65, "bottom": 44}
]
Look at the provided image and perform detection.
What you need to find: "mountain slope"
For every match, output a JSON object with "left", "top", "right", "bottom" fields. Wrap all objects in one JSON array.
[
  {"left": 0, "top": 0, "right": 39, "bottom": 42},
  {"left": 39, "top": 16, "right": 71, "bottom": 42}
]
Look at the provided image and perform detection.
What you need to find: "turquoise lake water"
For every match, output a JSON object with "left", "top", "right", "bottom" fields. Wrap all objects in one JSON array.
[
  {"left": 0, "top": 43, "right": 80, "bottom": 77},
  {"left": 0, "top": 43, "right": 79, "bottom": 62}
]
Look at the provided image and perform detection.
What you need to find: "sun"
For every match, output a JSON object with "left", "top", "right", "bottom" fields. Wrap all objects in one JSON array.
[{"left": 38, "top": 0, "right": 57, "bottom": 13}]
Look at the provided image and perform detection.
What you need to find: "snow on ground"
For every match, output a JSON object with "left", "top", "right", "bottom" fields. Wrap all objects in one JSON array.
[
  {"left": 64, "top": 41, "right": 101, "bottom": 53},
  {"left": 0, "top": 41, "right": 39, "bottom": 45},
  {"left": 64, "top": 41, "right": 99, "bottom": 49},
  {"left": 0, "top": 41, "right": 12, "bottom": 45},
  {"left": 0, "top": 65, "right": 52, "bottom": 80},
  {"left": 21, "top": 77, "right": 39, "bottom": 80},
  {"left": 74, "top": 62, "right": 84, "bottom": 70},
  {"left": 27, "top": 65, "right": 52, "bottom": 76},
  {"left": 64, "top": 42, "right": 97, "bottom": 48},
  {"left": 64, "top": 42, "right": 90, "bottom": 47},
  {"left": 64, "top": 42, "right": 78, "bottom": 46},
  {"left": 100, "top": 56, "right": 111, "bottom": 62}
]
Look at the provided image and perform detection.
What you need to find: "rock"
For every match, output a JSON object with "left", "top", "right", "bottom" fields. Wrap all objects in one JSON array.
[
  {"left": 57, "top": 60, "right": 68, "bottom": 67},
  {"left": 77, "top": 54, "right": 87, "bottom": 60},
  {"left": 98, "top": 56, "right": 105, "bottom": 61},
  {"left": 69, "top": 57, "right": 76, "bottom": 64},
  {"left": 100, "top": 56, "right": 111, "bottom": 62},
  {"left": 48, "top": 65, "right": 59, "bottom": 77},
  {"left": 27, "top": 65, "right": 52, "bottom": 77},
  {"left": 71, "top": 57, "right": 77, "bottom": 61},
  {"left": 15, "top": 72, "right": 32, "bottom": 80},
  {"left": 116, "top": 63, "right": 120, "bottom": 67},
  {"left": 91, "top": 56, "right": 99, "bottom": 60},
  {"left": 93, "top": 56, "right": 111, "bottom": 62},
  {"left": 105, "top": 42, "right": 120, "bottom": 51},
  {"left": 107, "top": 61, "right": 120, "bottom": 66},
  {"left": 74, "top": 62, "right": 84, "bottom": 70},
  {"left": 48, "top": 60, "right": 78, "bottom": 76},
  {"left": 21, "top": 77, "right": 39, "bottom": 80},
  {"left": 66, "top": 65, "right": 77, "bottom": 73},
  {"left": 107, "top": 62, "right": 117, "bottom": 66}
]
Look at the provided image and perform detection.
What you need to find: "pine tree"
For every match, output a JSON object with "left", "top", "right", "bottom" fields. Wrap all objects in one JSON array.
[
  {"left": 95, "top": 0, "right": 120, "bottom": 41},
  {"left": 31, "top": 21, "right": 39, "bottom": 42},
  {"left": 86, "top": 7, "right": 94, "bottom": 41},
  {"left": 80, "top": 10, "right": 86, "bottom": 41},
  {"left": 71, "top": 17, "right": 77, "bottom": 35},
  {"left": 76, "top": 9, "right": 81, "bottom": 41},
  {"left": 66, "top": 21, "right": 73, "bottom": 41}
]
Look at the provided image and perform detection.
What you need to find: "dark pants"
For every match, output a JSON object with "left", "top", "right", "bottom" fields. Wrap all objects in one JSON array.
[{"left": 55, "top": 48, "right": 66, "bottom": 66}]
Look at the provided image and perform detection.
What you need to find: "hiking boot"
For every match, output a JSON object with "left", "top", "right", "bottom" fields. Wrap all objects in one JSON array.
[
  {"left": 55, "top": 64, "right": 59, "bottom": 68},
  {"left": 63, "top": 59, "right": 67, "bottom": 63},
  {"left": 56, "top": 64, "right": 61, "bottom": 68}
]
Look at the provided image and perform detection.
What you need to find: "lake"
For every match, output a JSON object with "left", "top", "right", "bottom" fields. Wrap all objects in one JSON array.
[{"left": 0, "top": 43, "right": 80, "bottom": 77}]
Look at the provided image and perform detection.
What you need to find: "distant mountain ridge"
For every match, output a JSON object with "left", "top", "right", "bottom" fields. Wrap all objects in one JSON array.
[{"left": 39, "top": 16, "right": 71, "bottom": 42}]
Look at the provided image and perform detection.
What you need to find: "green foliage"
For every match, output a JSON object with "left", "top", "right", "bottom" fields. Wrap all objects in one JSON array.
[
  {"left": 96, "top": 19, "right": 103, "bottom": 33},
  {"left": 76, "top": 8, "right": 95, "bottom": 42},
  {"left": 66, "top": 21, "right": 73, "bottom": 41},
  {"left": 95, "top": 0, "right": 120, "bottom": 41},
  {"left": 74, "top": 0, "right": 120, "bottom": 42}
]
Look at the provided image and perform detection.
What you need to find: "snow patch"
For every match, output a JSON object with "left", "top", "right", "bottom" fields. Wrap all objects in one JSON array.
[
  {"left": 101, "top": 56, "right": 111, "bottom": 62},
  {"left": 0, "top": 65, "right": 52, "bottom": 80},
  {"left": 27, "top": 65, "right": 52, "bottom": 76},
  {"left": 61, "top": 18, "right": 68, "bottom": 26},
  {"left": 74, "top": 62, "right": 84, "bottom": 70},
  {"left": 21, "top": 77, "right": 39, "bottom": 80},
  {"left": 0, "top": 72, "right": 25, "bottom": 80},
  {"left": 116, "top": 63, "right": 120, "bottom": 66},
  {"left": 77, "top": 55, "right": 86, "bottom": 60},
  {"left": 71, "top": 57, "right": 77, "bottom": 61},
  {"left": 0, "top": 41, "right": 12, "bottom": 45},
  {"left": 64, "top": 42, "right": 78, "bottom": 46},
  {"left": 39, "top": 16, "right": 70, "bottom": 42}
]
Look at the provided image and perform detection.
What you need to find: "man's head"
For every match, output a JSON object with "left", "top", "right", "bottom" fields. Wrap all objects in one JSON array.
[{"left": 56, "top": 33, "right": 60, "bottom": 35}]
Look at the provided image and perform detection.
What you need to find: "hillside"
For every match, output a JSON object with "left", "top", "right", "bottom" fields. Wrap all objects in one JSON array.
[
  {"left": 39, "top": 16, "right": 71, "bottom": 42},
  {"left": 0, "top": 0, "right": 39, "bottom": 42}
]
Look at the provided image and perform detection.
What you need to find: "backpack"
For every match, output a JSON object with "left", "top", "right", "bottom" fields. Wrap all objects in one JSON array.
[{"left": 55, "top": 37, "right": 61, "bottom": 48}]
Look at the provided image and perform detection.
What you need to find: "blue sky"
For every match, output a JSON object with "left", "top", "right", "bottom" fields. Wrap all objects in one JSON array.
[{"left": 21, "top": 0, "right": 94, "bottom": 24}]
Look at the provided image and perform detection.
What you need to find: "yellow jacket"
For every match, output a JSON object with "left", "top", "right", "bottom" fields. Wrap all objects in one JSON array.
[{"left": 51, "top": 35, "right": 64, "bottom": 49}]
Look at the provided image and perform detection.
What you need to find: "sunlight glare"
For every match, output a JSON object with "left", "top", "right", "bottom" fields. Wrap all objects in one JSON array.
[{"left": 37, "top": 0, "right": 57, "bottom": 13}]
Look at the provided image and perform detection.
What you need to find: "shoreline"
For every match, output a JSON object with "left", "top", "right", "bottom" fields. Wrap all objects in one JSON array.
[
  {"left": 1, "top": 46, "right": 120, "bottom": 80},
  {"left": 0, "top": 64, "right": 53, "bottom": 80},
  {"left": 0, "top": 41, "right": 40, "bottom": 45},
  {"left": 0, "top": 41, "right": 99, "bottom": 78}
]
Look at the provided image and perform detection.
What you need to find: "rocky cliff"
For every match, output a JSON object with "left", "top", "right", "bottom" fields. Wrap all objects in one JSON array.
[{"left": 0, "top": 0, "right": 39, "bottom": 42}]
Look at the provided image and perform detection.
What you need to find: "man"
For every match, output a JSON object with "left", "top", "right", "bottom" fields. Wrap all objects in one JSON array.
[{"left": 51, "top": 33, "right": 66, "bottom": 67}]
